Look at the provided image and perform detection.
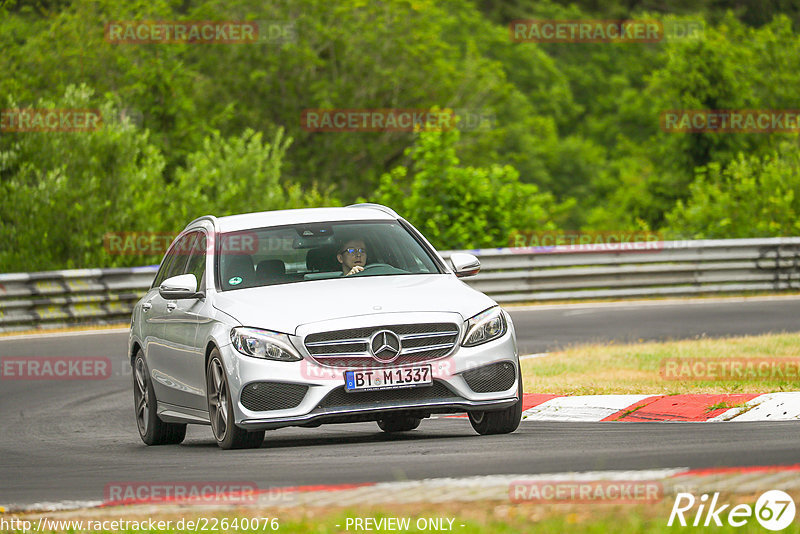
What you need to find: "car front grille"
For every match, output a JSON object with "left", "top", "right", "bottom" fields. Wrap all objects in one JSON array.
[
  {"left": 461, "top": 361, "right": 517, "bottom": 393},
  {"left": 304, "top": 322, "right": 460, "bottom": 367},
  {"left": 240, "top": 382, "right": 308, "bottom": 412}
]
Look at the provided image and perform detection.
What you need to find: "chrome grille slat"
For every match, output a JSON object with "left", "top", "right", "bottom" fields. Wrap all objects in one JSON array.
[
  {"left": 304, "top": 322, "right": 459, "bottom": 368},
  {"left": 400, "top": 343, "right": 455, "bottom": 355},
  {"left": 399, "top": 331, "right": 459, "bottom": 341},
  {"left": 306, "top": 338, "right": 369, "bottom": 347},
  {"left": 313, "top": 353, "right": 373, "bottom": 359}
]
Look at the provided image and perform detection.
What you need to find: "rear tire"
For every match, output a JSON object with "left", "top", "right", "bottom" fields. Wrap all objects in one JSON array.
[
  {"left": 133, "top": 350, "right": 186, "bottom": 445},
  {"left": 468, "top": 370, "right": 523, "bottom": 435},
  {"left": 207, "top": 349, "right": 265, "bottom": 450},
  {"left": 377, "top": 415, "right": 421, "bottom": 433}
]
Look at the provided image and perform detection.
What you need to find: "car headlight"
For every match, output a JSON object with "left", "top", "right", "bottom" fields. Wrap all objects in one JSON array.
[
  {"left": 230, "top": 327, "right": 302, "bottom": 361},
  {"left": 462, "top": 307, "right": 507, "bottom": 347}
]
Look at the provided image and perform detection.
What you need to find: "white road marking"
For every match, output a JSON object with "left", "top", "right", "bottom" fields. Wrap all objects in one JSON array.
[
  {"left": 710, "top": 392, "right": 800, "bottom": 422},
  {"left": 521, "top": 394, "right": 653, "bottom": 422}
]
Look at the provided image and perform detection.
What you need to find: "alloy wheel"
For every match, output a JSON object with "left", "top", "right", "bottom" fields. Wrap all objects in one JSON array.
[
  {"left": 208, "top": 358, "right": 229, "bottom": 440},
  {"left": 134, "top": 357, "right": 149, "bottom": 435}
]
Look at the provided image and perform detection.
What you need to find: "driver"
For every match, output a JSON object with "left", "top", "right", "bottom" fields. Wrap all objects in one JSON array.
[{"left": 337, "top": 239, "right": 367, "bottom": 276}]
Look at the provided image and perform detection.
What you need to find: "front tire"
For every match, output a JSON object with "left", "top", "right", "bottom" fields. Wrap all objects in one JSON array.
[
  {"left": 207, "top": 349, "right": 264, "bottom": 450},
  {"left": 133, "top": 350, "right": 186, "bottom": 445},
  {"left": 377, "top": 415, "right": 421, "bottom": 433},
  {"left": 468, "top": 370, "right": 523, "bottom": 435}
]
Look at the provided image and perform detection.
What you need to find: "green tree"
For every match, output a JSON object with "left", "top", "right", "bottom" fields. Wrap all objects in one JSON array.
[
  {"left": 0, "top": 87, "right": 332, "bottom": 272},
  {"left": 0, "top": 85, "right": 167, "bottom": 271},
  {"left": 368, "top": 128, "right": 569, "bottom": 250},
  {"left": 588, "top": 14, "right": 800, "bottom": 230},
  {"left": 664, "top": 143, "right": 800, "bottom": 238},
  {"left": 164, "top": 127, "right": 334, "bottom": 230}
]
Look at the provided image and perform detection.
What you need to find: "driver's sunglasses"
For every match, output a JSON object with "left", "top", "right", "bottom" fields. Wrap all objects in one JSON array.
[{"left": 340, "top": 247, "right": 367, "bottom": 255}]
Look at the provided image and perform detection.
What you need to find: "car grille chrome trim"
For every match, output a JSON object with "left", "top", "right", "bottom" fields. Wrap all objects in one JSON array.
[
  {"left": 305, "top": 337, "right": 369, "bottom": 347},
  {"left": 313, "top": 353, "right": 374, "bottom": 359},
  {"left": 304, "top": 323, "right": 460, "bottom": 367},
  {"left": 399, "top": 330, "right": 459, "bottom": 340},
  {"left": 400, "top": 343, "right": 454, "bottom": 354}
]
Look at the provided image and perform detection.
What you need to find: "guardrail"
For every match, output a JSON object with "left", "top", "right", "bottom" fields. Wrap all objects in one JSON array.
[
  {"left": 0, "top": 266, "right": 158, "bottom": 333},
  {"left": 444, "top": 237, "right": 800, "bottom": 303},
  {"left": 2, "top": 238, "right": 800, "bottom": 333}
]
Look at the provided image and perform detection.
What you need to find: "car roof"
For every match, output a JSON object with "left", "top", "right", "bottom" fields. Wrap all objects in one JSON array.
[{"left": 187, "top": 205, "right": 399, "bottom": 234}]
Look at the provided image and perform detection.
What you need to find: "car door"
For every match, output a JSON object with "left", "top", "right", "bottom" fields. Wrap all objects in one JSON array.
[
  {"left": 161, "top": 232, "right": 208, "bottom": 411},
  {"left": 142, "top": 239, "right": 184, "bottom": 377},
  {"left": 146, "top": 232, "right": 196, "bottom": 408}
]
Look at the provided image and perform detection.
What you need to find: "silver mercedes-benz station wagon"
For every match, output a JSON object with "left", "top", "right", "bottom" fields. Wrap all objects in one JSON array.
[{"left": 129, "top": 204, "right": 522, "bottom": 449}]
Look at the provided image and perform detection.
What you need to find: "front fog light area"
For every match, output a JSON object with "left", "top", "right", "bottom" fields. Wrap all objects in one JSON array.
[
  {"left": 230, "top": 327, "right": 302, "bottom": 361},
  {"left": 462, "top": 307, "right": 507, "bottom": 347}
]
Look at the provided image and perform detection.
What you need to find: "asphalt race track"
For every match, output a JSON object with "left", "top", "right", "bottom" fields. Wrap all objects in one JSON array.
[
  {"left": 511, "top": 296, "right": 800, "bottom": 354},
  {"left": 2, "top": 297, "right": 799, "bottom": 508}
]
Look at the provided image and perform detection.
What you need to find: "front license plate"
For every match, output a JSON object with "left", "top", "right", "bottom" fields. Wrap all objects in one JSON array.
[{"left": 344, "top": 365, "right": 432, "bottom": 392}]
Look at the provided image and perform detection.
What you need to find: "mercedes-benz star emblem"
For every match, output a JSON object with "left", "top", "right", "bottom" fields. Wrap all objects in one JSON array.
[{"left": 369, "top": 330, "right": 401, "bottom": 363}]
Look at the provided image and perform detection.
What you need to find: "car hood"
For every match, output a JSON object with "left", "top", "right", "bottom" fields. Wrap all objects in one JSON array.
[{"left": 212, "top": 274, "right": 495, "bottom": 334}]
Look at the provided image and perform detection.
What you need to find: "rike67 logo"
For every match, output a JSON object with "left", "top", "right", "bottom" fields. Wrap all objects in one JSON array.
[{"left": 669, "top": 490, "right": 796, "bottom": 530}]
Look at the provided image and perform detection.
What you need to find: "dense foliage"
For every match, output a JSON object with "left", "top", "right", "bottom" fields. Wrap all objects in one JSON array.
[{"left": 1, "top": 0, "right": 798, "bottom": 271}]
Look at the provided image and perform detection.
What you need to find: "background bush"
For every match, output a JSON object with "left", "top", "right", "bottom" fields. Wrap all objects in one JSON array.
[{"left": 2, "top": 0, "right": 799, "bottom": 270}]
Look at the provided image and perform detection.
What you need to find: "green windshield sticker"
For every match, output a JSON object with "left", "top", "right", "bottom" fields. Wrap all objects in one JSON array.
[{"left": 228, "top": 276, "right": 243, "bottom": 286}]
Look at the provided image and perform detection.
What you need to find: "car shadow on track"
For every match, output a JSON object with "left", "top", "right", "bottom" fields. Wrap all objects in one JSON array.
[{"left": 176, "top": 423, "right": 480, "bottom": 450}]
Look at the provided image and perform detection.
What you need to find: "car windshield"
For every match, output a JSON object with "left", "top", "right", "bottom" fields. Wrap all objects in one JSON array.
[{"left": 216, "top": 220, "right": 442, "bottom": 290}]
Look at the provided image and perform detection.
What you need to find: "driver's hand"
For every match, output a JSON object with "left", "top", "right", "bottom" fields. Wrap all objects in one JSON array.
[{"left": 346, "top": 265, "right": 364, "bottom": 276}]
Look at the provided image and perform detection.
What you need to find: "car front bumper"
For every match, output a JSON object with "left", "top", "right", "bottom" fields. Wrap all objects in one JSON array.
[{"left": 220, "top": 318, "right": 520, "bottom": 431}]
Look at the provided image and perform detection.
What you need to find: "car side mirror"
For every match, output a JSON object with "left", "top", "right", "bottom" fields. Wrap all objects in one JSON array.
[
  {"left": 159, "top": 274, "right": 202, "bottom": 300},
  {"left": 450, "top": 253, "right": 481, "bottom": 278}
]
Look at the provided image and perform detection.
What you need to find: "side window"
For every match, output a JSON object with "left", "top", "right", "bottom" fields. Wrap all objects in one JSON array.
[
  {"left": 183, "top": 233, "right": 206, "bottom": 292},
  {"left": 152, "top": 248, "right": 178, "bottom": 289},
  {"left": 152, "top": 233, "right": 196, "bottom": 288}
]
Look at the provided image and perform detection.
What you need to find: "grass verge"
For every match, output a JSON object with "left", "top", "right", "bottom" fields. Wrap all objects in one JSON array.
[{"left": 521, "top": 332, "right": 800, "bottom": 395}]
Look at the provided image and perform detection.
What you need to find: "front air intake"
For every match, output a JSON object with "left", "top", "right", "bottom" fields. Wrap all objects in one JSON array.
[
  {"left": 240, "top": 382, "right": 308, "bottom": 411},
  {"left": 461, "top": 362, "right": 517, "bottom": 393}
]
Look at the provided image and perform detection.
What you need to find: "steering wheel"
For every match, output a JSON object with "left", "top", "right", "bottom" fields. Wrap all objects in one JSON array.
[
  {"left": 348, "top": 263, "right": 398, "bottom": 276},
  {"left": 360, "top": 263, "right": 392, "bottom": 271}
]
